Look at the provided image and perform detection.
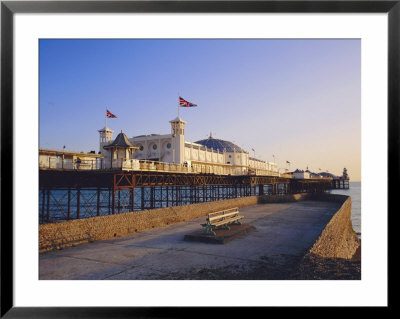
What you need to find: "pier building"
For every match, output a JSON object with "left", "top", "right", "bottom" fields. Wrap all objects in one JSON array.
[
  {"left": 293, "top": 169, "right": 311, "bottom": 179},
  {"left": 38, "top": 119, "right": 349, "bottom": 225},
  {"left": 98, "top": 117, "right": 278, "bottom": 176},
  {"left": 39, "top": 148, "right": 103, "bottom": 170}
]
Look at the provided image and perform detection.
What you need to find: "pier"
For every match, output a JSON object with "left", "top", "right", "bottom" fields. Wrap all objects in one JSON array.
[{"left": 39, "top": 168, "right": 348, "bottom": 224}]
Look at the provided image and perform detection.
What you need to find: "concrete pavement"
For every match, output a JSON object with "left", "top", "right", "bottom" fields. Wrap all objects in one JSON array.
[{"left": 39, "top": 200, "right": 340, "bottom": 280}]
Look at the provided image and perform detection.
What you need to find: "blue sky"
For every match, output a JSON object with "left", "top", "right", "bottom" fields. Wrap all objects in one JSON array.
[{"left": 39, "top": 39, "right": 361, "bottom": 180}]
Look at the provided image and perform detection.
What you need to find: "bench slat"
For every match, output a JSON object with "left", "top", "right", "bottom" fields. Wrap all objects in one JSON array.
[
  {"left": 212, "top": 216, "right": 243, "bottom": 227},
  {"left": 208, "top": 211, "right": 239, "bottom": 222},
  {"left": 208, "top": 208, "right": 238, "bottom": 217}
]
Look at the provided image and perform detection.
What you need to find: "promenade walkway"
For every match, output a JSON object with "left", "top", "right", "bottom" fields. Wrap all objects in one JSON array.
[{"left": 39, "top": 200, "right": 340, "bottom": 280}]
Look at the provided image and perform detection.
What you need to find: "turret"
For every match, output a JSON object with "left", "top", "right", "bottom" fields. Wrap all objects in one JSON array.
[
  {"left": 169, "top": 116, "right": 186, "bottom": 164},
  {"left": 342, "top": 167, "right": 349, "bottom": 180},
  {"left": 98, "top": 127, "right": 114, "bottom": 154}
]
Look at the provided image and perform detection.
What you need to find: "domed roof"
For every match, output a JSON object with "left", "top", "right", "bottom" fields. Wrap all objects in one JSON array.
[{"left": 194, "top": 135, "right": 246, "bottom": 153}]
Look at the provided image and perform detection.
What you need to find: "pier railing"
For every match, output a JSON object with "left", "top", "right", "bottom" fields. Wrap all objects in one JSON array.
[
  {"left": 39, "top": 158, "right": 280, "bottom": 177},
  {"left": 39, "top": 158, "right": 100, "bottom": 170}
]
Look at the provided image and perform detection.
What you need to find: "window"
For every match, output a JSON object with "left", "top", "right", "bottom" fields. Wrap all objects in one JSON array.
[
  {"left": 139, "top": 145, "right": 144, "bottom": 151},
  {"left": 152, "top": 144, "right": 157, "bottom": 150},
  {"left": 167, "top": 143, "right": 171, "bottom": 149}
]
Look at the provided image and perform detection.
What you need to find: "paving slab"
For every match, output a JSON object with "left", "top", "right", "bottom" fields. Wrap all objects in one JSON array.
[
  {"left": 39, "top": 200, "right": 340, "bottom": 280},
  {"left": 183, "top": 223, "right": 256, "bottom": 244}
]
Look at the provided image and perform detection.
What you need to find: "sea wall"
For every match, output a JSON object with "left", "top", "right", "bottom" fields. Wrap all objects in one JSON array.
[
  {"left": 40, "top": 195, "right": 260, "bottom": 253},
  {"left": 305, "top": 193, "right": 360, "bottom": 259},
  {"left": 258, "top": 193, "right": 310, "bottom": 203}
]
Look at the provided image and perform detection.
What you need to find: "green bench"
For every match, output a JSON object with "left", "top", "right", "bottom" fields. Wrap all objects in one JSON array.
[{"left": 201, "top": 207, "right": 243, "bottom": 236}]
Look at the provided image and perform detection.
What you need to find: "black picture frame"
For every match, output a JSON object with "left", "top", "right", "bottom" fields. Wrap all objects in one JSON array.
[{"left": 1, "top": 0, "right": 396, "bottom": 317}]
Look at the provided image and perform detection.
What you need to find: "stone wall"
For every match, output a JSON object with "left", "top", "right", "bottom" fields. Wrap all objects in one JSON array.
[
  {"left": 39, "top": 196, "right": 260, "bottom": 253},
  {"left": 258, "top": 193, "right": 310, "bottom": 203},
  {"left": 305, "top": 193, "right": 360, "bottom": 259}
]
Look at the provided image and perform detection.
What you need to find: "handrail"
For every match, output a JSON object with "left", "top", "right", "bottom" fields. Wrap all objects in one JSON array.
[{"left": 39, "top": 157, "right": 283, "bottom": 176}]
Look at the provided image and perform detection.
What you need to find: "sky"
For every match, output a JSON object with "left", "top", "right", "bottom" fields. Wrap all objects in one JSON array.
[{"left": 39, "top": 39, "right": 361, "bottom": 181}]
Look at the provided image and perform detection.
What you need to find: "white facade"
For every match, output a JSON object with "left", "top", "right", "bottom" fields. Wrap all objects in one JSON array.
[
  {"left": 130, "top": 133, "right": 174, "bottom": 162},
  {"left": 293, "top": 170, "right": 310, "bottom": 179},
  {"left": 99, "top": 117, "right": 279, "bottom": 176}
]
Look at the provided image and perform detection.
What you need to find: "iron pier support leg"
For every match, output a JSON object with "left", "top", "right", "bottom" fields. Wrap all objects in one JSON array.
[
  {"left": 112, "top": 188, "right": 115, "bottom": 215},
  {"left": 141, "top": 187, "right": 145, "bottom": 210},
  {"left": 46, "top": 189, "right": 50, "bottom": 222},
  {"left": 258, "top": 184, "right": 264, "bottom": 196},
  {"left": 77, "top": 188, "right": 81, "bottom": 219},
  {"left": 97, "top": 187, "right": 100, "bottom": 216},
  {"left": 68, "top": 188, "right": 71, "bottom": 220},
  {"left": 41, "top": 189, "right": 45, "bottom": 224},
  {"left": 107, "top": 188, "right": 111, "bottom": 214},
  {"left": 131, "top": 187, "right": 135, "bottom": 212},
  {"left": 150, "top": 187, "right": 154, "bottom": 209},
  {"left": 117, "top": 189, "right": 121, "bottom": 214}
]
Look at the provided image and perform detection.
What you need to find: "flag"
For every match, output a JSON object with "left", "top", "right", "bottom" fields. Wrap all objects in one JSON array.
[
  {"left": 179, "top": 96, "right": 197, "bottom": 107},
  {"left": 106, "top": 109, "right": 117, "bottom": 118}
]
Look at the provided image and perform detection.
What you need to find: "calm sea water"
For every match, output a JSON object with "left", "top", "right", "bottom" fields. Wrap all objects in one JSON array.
[{"left": 328, "top": 182, "right": 361, "bottom": 238}]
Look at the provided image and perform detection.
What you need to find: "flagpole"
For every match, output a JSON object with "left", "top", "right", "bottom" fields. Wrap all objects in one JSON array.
[
  {"left": 177, "top": 93, "right": 180, "bottom": 118},
  {"left": 105, "top": 108, "right": 107, "bottom": 129}
]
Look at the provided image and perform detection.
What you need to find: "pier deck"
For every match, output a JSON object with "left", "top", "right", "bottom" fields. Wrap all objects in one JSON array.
[{"left": 39, "top": 200, "right": 340, "bottom": 280}]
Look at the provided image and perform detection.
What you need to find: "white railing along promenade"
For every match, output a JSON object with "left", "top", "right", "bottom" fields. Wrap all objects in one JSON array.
[{"left": 39, "top": 158, "right": 281, "bottom": 177}]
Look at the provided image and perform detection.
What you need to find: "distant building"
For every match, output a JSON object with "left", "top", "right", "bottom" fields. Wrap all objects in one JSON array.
[
  {"left": 39, "top": 148, "right": 103, "bottom": 170},
  {"left": 293, "top": 169, "right": 310, "bottom": 179},
  {"left": 342, "top": 167, "right": 349, "bottom": 180},
  {"left": 280, "top": 171, "right": 294, "bottom": 178},
  {"left": 319, "top": 171, "right": 338, "bottom": 179},
  {"left": 305, "top": 169, "right": 323, "bottom": 179}
]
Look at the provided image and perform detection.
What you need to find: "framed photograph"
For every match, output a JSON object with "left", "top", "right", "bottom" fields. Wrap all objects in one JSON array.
[{"left": 1, "top": 0, "right": 395, "bottom": 316}]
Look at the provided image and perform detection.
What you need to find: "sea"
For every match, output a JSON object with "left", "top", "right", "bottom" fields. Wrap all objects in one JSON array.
[{"left": 328, "top": 181, "right": 361, "bottom": 239}]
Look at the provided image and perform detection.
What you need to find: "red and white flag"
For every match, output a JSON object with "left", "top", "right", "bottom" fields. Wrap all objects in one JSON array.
[
  {"left": 106, "top": 109, "right": 117, "bottom": 118},
  {"left": 179, "top": 96, "right": 197, "bottom": 107}
]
